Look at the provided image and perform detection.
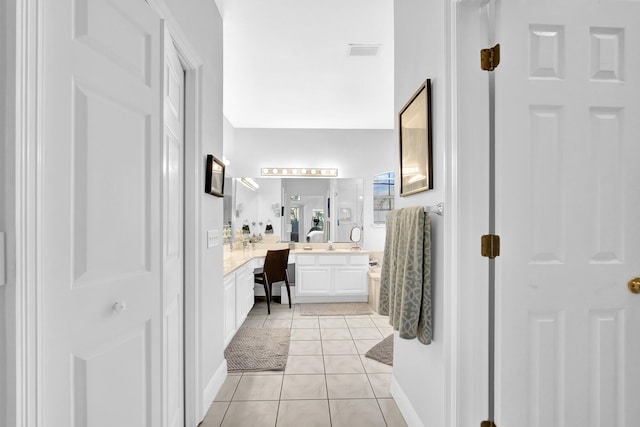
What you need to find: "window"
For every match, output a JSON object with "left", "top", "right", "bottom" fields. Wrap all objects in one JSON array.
[{"left": 373, "top": 172, "right": 395, "bottom": 224}]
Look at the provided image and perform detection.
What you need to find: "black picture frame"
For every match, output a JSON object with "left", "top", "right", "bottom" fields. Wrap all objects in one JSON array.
[
  {"left": 205, "top": 154, "right": 225, "bottom": 197},
  {"left": 399, "top": 79, "right": 433, "bottom": 196}
]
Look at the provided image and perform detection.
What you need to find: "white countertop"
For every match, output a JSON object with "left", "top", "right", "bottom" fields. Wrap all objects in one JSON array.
[{"left": 223, "top": 243, "right": 369, "bottom": 275}]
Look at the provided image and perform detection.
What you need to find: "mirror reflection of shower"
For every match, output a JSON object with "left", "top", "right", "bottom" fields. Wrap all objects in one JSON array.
[
  {"left": 283, "top": 178, "right": 328, "bottom": 243},
  {"left": 226, "top": 177, "right": 363, "bottom": 244},
  {"left": 282, "top": 177, "right": 363, "bottom": 244}
]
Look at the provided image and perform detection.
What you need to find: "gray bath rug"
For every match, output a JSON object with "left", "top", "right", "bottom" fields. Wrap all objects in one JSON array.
[
  {"left": 365, "top": 334, "right": 393, "bottom": 366},
  {"left": 225, "top": 328, "right": 290, "bottom": 372},
  {"left": 299, "top": 302, "right": 373, "bottom": 316}
]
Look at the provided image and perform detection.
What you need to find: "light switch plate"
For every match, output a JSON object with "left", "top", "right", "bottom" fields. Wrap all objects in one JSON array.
[
  {"left": 0, "top": 232, "right": 5, "bottom": 286},
  {"left": 207, "top": 230, "right": 219, "bottom": 248}
]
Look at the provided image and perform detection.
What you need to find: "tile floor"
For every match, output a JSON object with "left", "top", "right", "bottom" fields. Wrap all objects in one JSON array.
[{"left": 200, "top": 300, "right": 408, "bottom": 427}]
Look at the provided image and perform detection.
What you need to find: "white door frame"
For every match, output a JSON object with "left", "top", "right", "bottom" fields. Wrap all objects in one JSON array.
[
  {"left": 146, "top": 1, "right": 205, "bottom": 425},
  {"left": 448, "top": 0, "right": 493, "bottom": 426},
  {"left": 444, "top": 1, "right": 460, "bottom": 426},
  {"left": 11, "top": 1, "right": 206, "bottom": 426},
  {"left": 12, "top": 0, "right": 42, "bottom": 425}
]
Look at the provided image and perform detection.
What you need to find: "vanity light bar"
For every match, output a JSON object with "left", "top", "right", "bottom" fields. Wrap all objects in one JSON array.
[
  {"left": 260, "top": 167, "right": 338, "bottom": 177},
  {"left": 240, "top": 177, "right": 259, "bottom": 191}
]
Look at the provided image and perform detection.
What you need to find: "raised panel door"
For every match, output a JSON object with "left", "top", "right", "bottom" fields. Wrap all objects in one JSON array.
[
  {"left": 297, "top": 266, "right": 332, "bottom": 296},
  {"left": 334, "top": 267, "right": 368, "bottom": 295},
  {"left": 496, "top": 1, "right": 640, "bottom": 425},
  {"left": 246, "top": 263, "right": 255, "bottom": 315},
  {"left": 162, "top": 29, "right": 185, "bottom": 427},
  {"left": 41, "top": 1, "right": 163, "bottom": 425},
  {"left": 235, "top": 267, "right": 247, "bottom": 326},
  {"left": 223, "top": 275, "right": 236, "bottom": 347}
]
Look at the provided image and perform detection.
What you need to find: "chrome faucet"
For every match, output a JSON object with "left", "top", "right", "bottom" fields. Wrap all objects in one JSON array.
[{"left": 327, "top": 241, "right": 335, "bottom": 251}]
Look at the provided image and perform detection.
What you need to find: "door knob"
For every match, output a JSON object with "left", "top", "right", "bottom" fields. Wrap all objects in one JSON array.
[
  {"left": 113, "top": 301, "right": 127, "bottom": 314},
  {"left": 629, "top": 278, "right": 640, "bottom": 294}
]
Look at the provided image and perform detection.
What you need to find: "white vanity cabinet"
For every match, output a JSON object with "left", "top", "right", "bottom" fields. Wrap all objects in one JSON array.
[
  {"left": 295, "top": 253, "right": 369, "bottom": 303},
  {"left": 296, "top": 255, "right": 331, "bottom": 296},
  {"left": 243, "top": 258, "right": 260, "bottom": 314},
  {"left": 223, "top": 261, "right": 257, "bottom": 347},
  {"left": 222, "top": 274, "right": 236, "bottom": 347},
  {"left": 334, "top": 258, "right": 371, "bottom": 294},
  {"left": 235, "top": 267, "right": 248, "bottom": 327}
]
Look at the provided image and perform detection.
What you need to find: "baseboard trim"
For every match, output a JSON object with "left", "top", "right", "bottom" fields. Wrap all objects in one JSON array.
[
  {"left": 201, "top": 359, "right": 228, "bottom": 421},
  {"left": 293, "top": 295, "right": 367, "bottom": 303},
  {"left": 390, "top": 375, "right": 425, "bottom": 427}
]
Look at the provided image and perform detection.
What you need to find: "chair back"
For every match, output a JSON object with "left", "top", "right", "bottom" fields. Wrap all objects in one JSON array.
[{"left": 263, "top": 248, "right": 290, "bottom": 283}]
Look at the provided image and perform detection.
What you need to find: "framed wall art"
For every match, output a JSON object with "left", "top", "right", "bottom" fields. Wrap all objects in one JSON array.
[
  {"left": 398, "top": 79, "right": 433, "bottom": 196},
  {"left": 205, "top": 154, "right": 225, "bottom": 197}
]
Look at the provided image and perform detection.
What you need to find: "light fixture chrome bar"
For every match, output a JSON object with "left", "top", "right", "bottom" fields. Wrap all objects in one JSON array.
[{"left": 260, "top": 167, "right": 338, "bottom": 177}]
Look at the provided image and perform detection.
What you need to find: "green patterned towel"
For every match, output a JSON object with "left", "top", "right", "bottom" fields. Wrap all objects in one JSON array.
[{"left": 378, "top": 206, "right": 432, "bottom": 345}]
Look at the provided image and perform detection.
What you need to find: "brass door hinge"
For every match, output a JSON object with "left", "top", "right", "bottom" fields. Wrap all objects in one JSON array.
[
  {"left": 481, "top": 421, "right": 497, "bottom": 427},
  {"left": 481, "top": 44, "right": 500, "bottom": 71},
  {"left": 481, "top": 234, "right": 500, "bottom": 258}
]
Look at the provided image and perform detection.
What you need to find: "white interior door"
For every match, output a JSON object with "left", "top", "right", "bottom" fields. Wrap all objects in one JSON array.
[
  {"left": 496, "top": 0, "right": 640, "bottom": 425},
  {"left": 162, "top": 30, "right": 185, "bottom": 427},
  {"left": 40, "top": 0, "right": 162, "bottom": 425}
]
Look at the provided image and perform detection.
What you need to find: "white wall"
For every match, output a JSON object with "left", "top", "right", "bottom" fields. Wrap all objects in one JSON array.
[
  {"left": 222, "top": 117, "right": 236, "bottom": 175},
  {"left": 229, "top": 128, "right": 395, "bottom": 250},
  {"left": 392, "top": 1, "right": 448, "bottom": 426},
  {"left": 1, "top": 0, "right": 8, "bottom": 422},
  {"left": 155, "top": 0, "right": 225, "bottom": 420}
]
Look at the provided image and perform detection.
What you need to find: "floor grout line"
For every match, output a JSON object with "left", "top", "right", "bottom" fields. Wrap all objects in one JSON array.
[
  {"left": 216, "top": 401, "right": 232, "bottom": 427},
  {"left": 216, "top": 301, "right": 400, "bottom": 426},
  {"left": 273, "top": 371, "right": 286, "bottom": 427}
]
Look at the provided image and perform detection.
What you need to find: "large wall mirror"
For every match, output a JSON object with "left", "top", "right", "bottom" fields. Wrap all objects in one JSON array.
[{"left": 224, "top": 177, "right": 363, "bottom": 244}]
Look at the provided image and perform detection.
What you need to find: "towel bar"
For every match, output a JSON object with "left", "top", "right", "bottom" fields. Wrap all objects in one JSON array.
[{"left": 424, "top": 202, "right": 444, "bottom": 216}]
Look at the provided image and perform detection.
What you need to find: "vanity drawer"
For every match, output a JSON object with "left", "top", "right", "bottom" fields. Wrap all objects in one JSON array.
[
  {"left": 350, "top": 254, "right": 369, "bottom": 265},
  {"left": 319, "top": 255, "right": 347, "bottom": 265},
  {"left": 296, "top": 255, "right": 316, "bottom": 265}
]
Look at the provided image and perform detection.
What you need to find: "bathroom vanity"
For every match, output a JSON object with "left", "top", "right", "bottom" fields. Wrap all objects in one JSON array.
[
  {"left": 222, "top": 246, "right": 370, "bottom": 344},
  {"left": 295, "top": 251, "right": 369, "bottom": 303},
  {"left": 222, "top": 257, "right": 261, "bottom": 347}
]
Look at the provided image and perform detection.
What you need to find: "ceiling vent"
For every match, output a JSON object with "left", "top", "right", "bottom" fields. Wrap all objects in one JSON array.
[{"left": 348, "top": 44, "right": 382, "bottom": 57}]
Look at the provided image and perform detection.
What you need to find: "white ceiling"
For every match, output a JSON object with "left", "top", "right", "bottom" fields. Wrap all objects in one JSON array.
[{"left": 218, "top": 0, "right": 395, "bottom": 130}]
